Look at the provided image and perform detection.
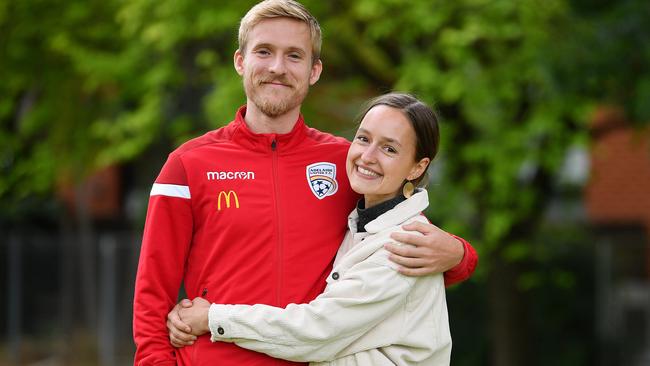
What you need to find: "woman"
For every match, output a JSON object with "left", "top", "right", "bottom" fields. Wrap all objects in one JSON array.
[{"left": 171, "top": 93, "right": 451, "bottom": 365}]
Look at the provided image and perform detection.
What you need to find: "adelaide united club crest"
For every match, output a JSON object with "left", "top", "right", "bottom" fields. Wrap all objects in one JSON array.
[{"left": 306, "top": 162, "right": 338, "bottom": 199}]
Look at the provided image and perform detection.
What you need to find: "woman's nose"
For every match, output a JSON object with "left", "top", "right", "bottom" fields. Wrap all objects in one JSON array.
[{"left": 360, "top": 145, "right": 378, "bottom": 163}]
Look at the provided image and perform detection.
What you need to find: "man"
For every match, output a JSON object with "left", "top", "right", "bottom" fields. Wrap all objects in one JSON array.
[{"left": 133, "top": 1, "right": 477, "bottom": 365}]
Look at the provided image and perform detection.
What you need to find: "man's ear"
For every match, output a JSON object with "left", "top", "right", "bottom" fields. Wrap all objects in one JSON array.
[
  {"left": 234, "top": 49, "right": 245, "bottom": 76},
  {"left": 309, "top": 59, "right": 323, "bottom": 86}
]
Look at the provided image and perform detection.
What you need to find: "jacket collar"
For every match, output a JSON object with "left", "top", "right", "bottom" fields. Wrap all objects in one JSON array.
[
  {"left": 347, "top": 189, "right": 429, "bottom": 234},
  {"left": 230, "top": 105, "right": 308, "bottom": 153},
  {"left": 356, "top": 195, "right": 407, "bottom": 233}
]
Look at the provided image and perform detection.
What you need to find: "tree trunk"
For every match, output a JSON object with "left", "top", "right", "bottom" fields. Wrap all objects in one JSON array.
[
  {"left": 76, "top": 182, "right": 97, "bottom": 331},
  {"left": 487, "top": 251, "right": 532, "bottom": 366}
]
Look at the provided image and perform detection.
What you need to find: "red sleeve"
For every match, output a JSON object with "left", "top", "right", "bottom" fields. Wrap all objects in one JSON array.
[
  {"left": 443, "top": 235, "right": 478, "bottom": 287},
  {"left": 133, "top": 153, "right": 193, "bottom": 365}
]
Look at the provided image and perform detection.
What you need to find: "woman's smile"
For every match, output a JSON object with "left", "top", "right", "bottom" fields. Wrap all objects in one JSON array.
[{"left": 355, "top": 165, "right": 381, "bottom": 178}]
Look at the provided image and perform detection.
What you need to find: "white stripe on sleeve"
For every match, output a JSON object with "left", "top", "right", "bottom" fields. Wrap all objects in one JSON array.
[{"left": 150, "top": 183, "right": 191, "bottom": 199}]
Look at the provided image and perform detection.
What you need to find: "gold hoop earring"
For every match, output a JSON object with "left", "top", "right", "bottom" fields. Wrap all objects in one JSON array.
[{"left": 402, "top": 181, "right": 415, "bottom": 198}]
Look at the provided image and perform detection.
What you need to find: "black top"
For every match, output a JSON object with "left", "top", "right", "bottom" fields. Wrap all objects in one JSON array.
[{"left": 356, "top": 195, "right": 407, "bottom": 233}]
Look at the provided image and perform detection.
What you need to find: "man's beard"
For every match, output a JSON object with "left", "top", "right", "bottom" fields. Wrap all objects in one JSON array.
[
  {"left": 255, "top": 96, "right": 295, "bottom": 118},
  {"left": 246, "top": 76, "right": 308, "bottom": 118}
]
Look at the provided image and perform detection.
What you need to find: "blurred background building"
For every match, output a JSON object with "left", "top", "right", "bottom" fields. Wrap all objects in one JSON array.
[{"left": 587, "top": 107, "right": 650, "bottom": 366}]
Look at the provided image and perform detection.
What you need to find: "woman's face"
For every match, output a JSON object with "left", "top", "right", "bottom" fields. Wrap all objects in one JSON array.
[{"left": 346, "top": 105, "right": 429, "bottom": 208}]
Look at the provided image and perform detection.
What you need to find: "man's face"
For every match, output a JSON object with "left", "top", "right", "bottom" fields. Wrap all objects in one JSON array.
[{"left": 235, "top": 18, "right": 322, "bottom": 118}]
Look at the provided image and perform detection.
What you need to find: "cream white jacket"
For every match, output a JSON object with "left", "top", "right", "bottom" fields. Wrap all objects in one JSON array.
[{"left": 208, "top": 190, "right": 451, "bottom": 365}]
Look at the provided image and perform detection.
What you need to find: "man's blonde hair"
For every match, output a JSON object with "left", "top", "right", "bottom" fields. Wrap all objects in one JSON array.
[{"left": 239, "top": 0, "right": 322, "bottom": 62}]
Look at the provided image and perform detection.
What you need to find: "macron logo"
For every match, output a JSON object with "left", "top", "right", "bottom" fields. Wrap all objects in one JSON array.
[{"left": 206, "top": 171, "right": 255, "bottom": 180}]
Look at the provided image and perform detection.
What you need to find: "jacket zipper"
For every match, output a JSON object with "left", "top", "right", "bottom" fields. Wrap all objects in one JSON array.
[{"left": 271, "top": 139, "right": 284, "bottom": 306}]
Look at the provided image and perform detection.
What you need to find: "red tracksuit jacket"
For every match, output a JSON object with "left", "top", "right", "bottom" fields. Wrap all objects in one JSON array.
[{"left": 133, "top": 106, "right": 478, "bottom": 365}]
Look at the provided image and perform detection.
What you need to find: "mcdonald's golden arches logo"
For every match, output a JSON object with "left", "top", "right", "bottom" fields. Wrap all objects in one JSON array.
[{"left": 217, "top": 190, "right": 240, "bottom": 210}]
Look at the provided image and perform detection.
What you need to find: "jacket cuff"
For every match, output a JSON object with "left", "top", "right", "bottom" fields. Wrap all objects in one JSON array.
[
  {"left": 209, "top": 304, "right": 233, "bottom": 342},
  {"left": 443, "top": 235, "right": 478, "bottom": 287}
]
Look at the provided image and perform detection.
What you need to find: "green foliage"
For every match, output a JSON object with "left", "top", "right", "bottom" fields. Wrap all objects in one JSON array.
[
  {"left": 1, "top": 0, "right": 646, "bottom": 257},
  {"left": 0, "top": 1, "right": 249, "bottom": 218},
  {"left": 321, "top": 0, "right": 588, "bottom": 263},
  {"left": 559, "top": 0, "right": 650, "bottom": 123}
]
